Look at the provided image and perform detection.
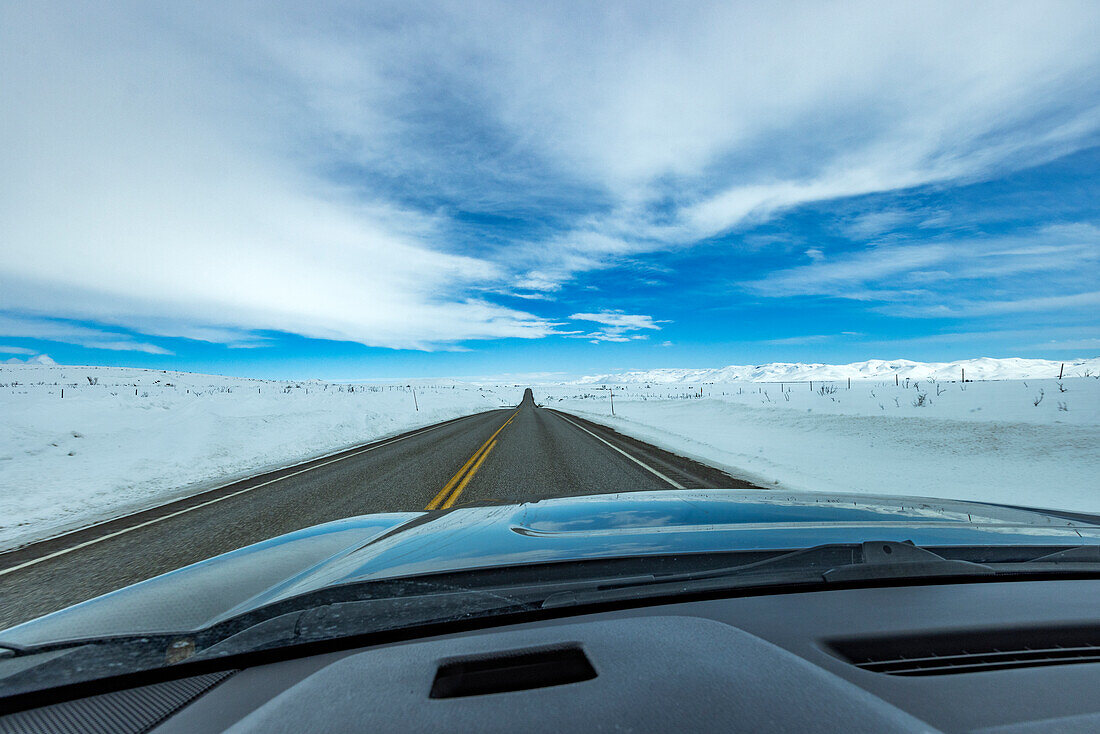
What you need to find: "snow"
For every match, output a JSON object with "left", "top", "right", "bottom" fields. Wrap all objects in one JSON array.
[
  {"left": 3, "top": 354, "right": 56, "bottom": 366},
  {"left": 544, "top": 373, "right": 1100, "bottom": 513},
  {"left": 577, "top": 357, "right": 1100, "bottom": 385},
  {"left": 0, "top": 365, "right": 520, "bottom": 551},
  {"left": 3, "top": 359, "right": 1098, "bottom": 552}
]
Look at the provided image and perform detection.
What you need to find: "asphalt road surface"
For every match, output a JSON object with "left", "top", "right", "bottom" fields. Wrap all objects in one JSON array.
[{"left": 0, "top": 390, "right": 754, "bottom": 628}]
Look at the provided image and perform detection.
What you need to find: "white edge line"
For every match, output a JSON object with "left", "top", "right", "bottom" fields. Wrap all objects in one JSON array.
[
  {"left": 9, "top": 410, "right": 498, "bottom": 553},
  {"left": 0, "top": 412, "right": 493, "bottom": 578},
  {"left": 552, "top": 410, "right": 685, "bottom": 490}
]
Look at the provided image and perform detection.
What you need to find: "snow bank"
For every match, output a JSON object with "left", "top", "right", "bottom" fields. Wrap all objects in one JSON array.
[
  {"left": 577, "top": 357, "right": 1100, "bottom": 385},
  {"left": 0, "top": 365, "right": 520, "bottom": 551},
  {"left": 546, "top": 374, "right": 1100, "bottom": 513}
]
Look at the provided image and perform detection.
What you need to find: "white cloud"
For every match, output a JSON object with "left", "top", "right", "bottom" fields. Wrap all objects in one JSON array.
[
  {"left": 0, "top": 314, "right": 173, "bottom": 354},
  {"left": 744, "top": 224, "right": 1100, "bottom": 319},
  {"left": 1, "top": 2, "right": 1098, "bottom": 345},
  {"left": 763, "top": 334, "right": 833, "bottom": 346},
  {"left": 1026, "top": 338, "right": 1100, "bottom": 351},
  {"left": 855, "top": 326, "right": 1100, "bottom": 353},
  {"left": 0, "top": 345, "right": 36, "bottom": 355},
  {"left": 568, "top": 310, "right": 665, "bottom": 343},
  {"left": 0, "top": 3, "right": 559, "bottom": 351},
  {"left": 480, "top": 0, "right": 1100, "bottom": 259},
  {"left": 569, "top": 312, "right": 663, "bottom": 330},
  {"left": 841, "top": 210, "right": 919, "bottom": 240},
  {"left": 892, "top": 291, "right": 1100, "bottom": 319},
  {"left": 749, "top": 244, "right": 953, "bottom": 298}
]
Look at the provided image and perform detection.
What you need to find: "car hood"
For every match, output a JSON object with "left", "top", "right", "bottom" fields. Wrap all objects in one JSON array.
[{"left": 4, "top": 488, "right": 1099, "bottom": 647}]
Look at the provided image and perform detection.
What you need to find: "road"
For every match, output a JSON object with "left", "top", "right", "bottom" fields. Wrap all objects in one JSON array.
[{"left": 0, "top": 390, "right": 753, "bottom": 628}]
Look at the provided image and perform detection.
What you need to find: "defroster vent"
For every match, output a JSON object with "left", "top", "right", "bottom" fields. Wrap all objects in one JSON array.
[{"left": 829, "top": 626, "right": 1100, "bottom": 676}]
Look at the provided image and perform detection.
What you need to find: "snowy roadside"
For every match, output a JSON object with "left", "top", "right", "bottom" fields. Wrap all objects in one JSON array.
[
  {"left": 547, "top": 376, "right": 1100, "bottom": 513},
  {"left": 0, "top": 365, "right": 520, "bottom": 551},
  {"left": 3, "top": 361, "right": 1098, "bottom": 553}
]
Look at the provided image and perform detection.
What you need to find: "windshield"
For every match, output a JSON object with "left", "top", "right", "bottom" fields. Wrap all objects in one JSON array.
[{"left": 1, "top": 0, "right": 1099, "bottom": 703}]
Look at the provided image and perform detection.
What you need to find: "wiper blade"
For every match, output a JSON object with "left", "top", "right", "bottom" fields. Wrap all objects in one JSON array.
[
  {"left": 0, "top": 572, "right": 659, "bottom": 670},
  {"left": 0, "top": 585, "right": 547, "bottom": 699},
  {"left": 542, "top": 541, "right": 994, "bottom": 608},
  {"left": 1031, "top": 545, "right": 1100, "bottom": 563},
  {"left": 193, "top": 587, "right": 542, "bottom": 661}
]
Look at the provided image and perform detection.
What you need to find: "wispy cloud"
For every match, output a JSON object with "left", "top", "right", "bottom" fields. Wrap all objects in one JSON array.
[
  {"left": 749, "top": 244, "right": 952, "bottom": 298},
  {"left": 890, "top": 291, "right": 1100, "bottom": 319},
  {"left": 744, "top": 224, "right": 1100, "bottom": 321},
  {"left": 568, "top": 311, "right": 665, "bottom": 343},
  {"left": 763, "top": 334, "right": 833, "bottom": 346},
  {"left": 855, "top": 326, "right": 1100, "bottom": 352},
  {"left": 0, "top": 345, "right": 36, "bottom": 355},
  {"left": 0, "top": 314, "right": 173, "bottom": 355},
  {"left": 1025, "top": 337, "right": 1100, "bottom": 351}
]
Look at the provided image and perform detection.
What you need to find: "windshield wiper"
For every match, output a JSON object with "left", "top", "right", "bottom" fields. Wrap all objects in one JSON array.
[
  {"left": 543, "top": 541, "right": 998, "bottom": 608},
  {"left": 0, "top": 572, "right": 654, "bottom": 690},
  {"left": 541, "top": 542, "right": 1100, "bottom": 610}
]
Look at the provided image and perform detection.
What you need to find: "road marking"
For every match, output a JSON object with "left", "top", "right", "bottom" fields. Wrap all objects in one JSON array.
[
  {"left": 0, "top": 412, "right": 496, "bottom": 578},
  {"left": 551, "top": 410, "right": 685, "bottom": 490},
  {"left": 427, "top": 410, "right": 517, "bottom": 510},
  {"left": 442, "top": 439, "right": 497, "bottom": 509}
]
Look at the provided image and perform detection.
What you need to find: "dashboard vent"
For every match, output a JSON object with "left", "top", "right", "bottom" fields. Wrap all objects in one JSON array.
[
  {"left": 430, "top": 645, "right": 596, "bottom": 698},
  {"left": 830, "top": 626, "right": 1100, "bottom": 676}
]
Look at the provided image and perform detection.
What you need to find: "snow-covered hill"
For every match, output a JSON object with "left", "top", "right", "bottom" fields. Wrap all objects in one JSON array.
[
  {"left": 2, "top": 354, "right": 56, "bottom": 365},
  {"left": 577, "top": 357, "right": 1100, "bottom": 384}
]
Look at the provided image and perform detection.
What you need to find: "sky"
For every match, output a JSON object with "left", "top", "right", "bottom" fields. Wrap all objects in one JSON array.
[{"left": 2, "top": 1, "right": 1099, "bottom": 380}]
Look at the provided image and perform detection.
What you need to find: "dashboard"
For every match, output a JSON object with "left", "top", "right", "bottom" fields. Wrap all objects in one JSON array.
[{"left": 3, "top": 579, "right": 1099, "bottom": 732}]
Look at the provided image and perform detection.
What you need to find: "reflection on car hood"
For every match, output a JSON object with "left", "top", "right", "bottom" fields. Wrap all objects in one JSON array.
[{"left": 4, "top": 489, "right": 1100, "bottom": 646}]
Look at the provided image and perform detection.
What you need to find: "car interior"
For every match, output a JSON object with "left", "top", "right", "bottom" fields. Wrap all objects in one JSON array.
[{"left": 3, "top": 577, "right": 1099, "bottom": 733}]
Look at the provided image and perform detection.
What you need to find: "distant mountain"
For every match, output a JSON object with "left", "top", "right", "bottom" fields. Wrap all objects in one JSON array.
[
  {"left": 576, "top": 357, "right": 1100, "bottom": 384},
  {"left": 3, "top": 354, "right": 56, "bottom": 365}
]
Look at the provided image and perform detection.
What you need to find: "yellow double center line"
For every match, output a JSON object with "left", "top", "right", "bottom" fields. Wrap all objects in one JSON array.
[{"left": 425, "top": 410, "right": 518, "bottom": 510}]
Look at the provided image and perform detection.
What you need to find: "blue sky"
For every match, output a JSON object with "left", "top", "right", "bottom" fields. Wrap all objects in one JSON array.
[{"left": 2, "top": 1, "right": 1099, "bottom": 379}]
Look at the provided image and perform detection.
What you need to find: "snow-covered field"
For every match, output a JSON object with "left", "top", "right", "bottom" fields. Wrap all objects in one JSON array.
[
  {"left": 2, "top": 358, "right": 1098, "bottom": 552},
  {"left": 576, "top": 357, "right": 1100, "bottom": 384},
  {"left": 546, "top": 370, "right": 1100, "bottom": 514},
  {"left": 0, "top": 365, "right": 520, "bottom": 551}
]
